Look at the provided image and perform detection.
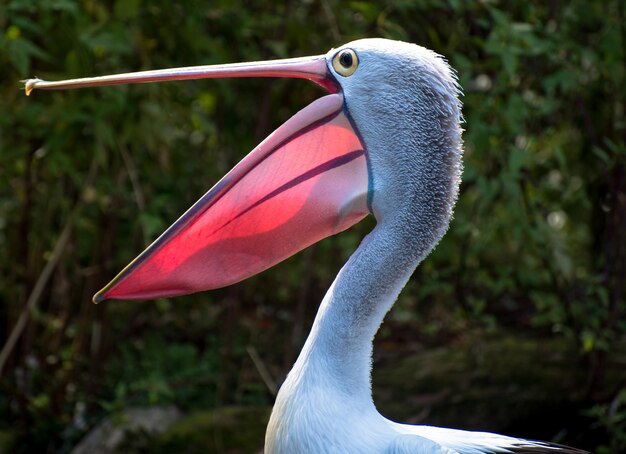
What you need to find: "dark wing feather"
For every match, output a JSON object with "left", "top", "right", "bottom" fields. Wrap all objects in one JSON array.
[{"left": 497, "top": 441, "right": 590, "bottom": 454}]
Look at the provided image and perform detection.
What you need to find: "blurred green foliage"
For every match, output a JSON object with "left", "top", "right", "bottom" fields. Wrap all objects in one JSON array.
[{"left": 1, "top": 0, "right": 625, "bottom": 452}]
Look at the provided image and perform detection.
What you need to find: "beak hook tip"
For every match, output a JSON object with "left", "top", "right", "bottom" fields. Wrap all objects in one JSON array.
[{"left": 23, "top": 78, "right": 41, "bottom": 96}]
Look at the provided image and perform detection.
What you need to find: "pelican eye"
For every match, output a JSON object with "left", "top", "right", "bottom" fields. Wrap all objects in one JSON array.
[{"left": 332, "top": 49, "right": 358, "bottom": 77}]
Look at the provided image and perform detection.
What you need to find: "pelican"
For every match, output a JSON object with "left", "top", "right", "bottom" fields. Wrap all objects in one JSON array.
[{"left": 26, "top": 39, "right": 585, "bottom": 453}]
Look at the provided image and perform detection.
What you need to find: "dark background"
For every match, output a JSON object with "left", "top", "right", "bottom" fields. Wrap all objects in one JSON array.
[{"left": 1, "top": 1, "right": 625, "bottom": 453}]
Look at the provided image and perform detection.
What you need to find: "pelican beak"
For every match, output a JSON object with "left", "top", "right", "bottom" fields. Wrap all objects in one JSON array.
[
  {"left": 25, "top": 55, "right": 370, "bottom": 302},
  {"left": 24, "top": 55, "right": 338, "bottom": 95}
]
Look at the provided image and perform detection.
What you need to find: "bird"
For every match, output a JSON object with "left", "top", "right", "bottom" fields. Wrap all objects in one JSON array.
[{"left": 25, "top": 38, "right": 586, "bottom": 454}]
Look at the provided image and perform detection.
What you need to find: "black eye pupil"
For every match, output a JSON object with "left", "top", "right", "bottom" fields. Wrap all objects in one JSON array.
[{"left": 339, "top": 51, "right": 353, "bottom": 68}]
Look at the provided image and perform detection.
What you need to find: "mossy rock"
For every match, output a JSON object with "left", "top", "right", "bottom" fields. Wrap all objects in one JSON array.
[
  {"left": 151, "top": 406, "right": 271, "bottom": 454},
  {"left": 372, "top": 333, "right": 625, "bottom": 440},
  {"left": 72, "top": 406, "right": 183, "bottom": 454},
  {"left": 0, "top": 429, "right": 17, "bottom": 454}
]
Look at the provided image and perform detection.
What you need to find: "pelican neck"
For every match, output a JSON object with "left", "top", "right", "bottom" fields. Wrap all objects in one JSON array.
[{"left": 290, "top": 215, "right": 426, "bottom": 398}]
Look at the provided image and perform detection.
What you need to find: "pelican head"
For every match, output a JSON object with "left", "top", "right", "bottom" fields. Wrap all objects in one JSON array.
[
  {"left": 327, "top": 39, "right": 463, "bottom": 258},
  {"left": 25, "top": 38, "right": 463, "bottom": 302}
]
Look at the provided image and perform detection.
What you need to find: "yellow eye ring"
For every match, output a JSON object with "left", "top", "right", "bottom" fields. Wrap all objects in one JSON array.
[{"left": 332, "top": 49, "right": 358, "bottom": 77}]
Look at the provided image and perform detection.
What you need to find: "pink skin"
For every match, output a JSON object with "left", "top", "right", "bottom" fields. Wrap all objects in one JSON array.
[{"left": 95, "top": 94, "right": 369, "bottom": 302}]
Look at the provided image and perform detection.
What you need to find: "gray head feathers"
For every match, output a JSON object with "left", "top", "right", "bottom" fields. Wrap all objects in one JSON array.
[{"left": 330, "top": 39, "right": 464, "bottom": 263}]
